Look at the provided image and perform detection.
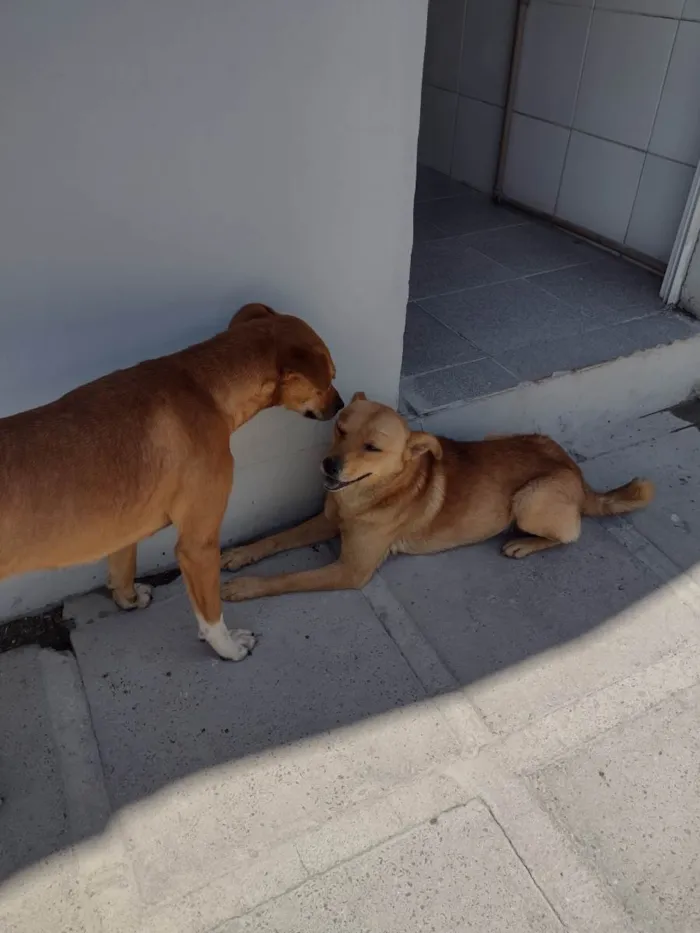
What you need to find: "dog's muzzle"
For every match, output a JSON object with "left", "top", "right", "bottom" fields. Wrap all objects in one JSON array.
[{"left": 321, "top": 456, "right": 371, "bottom": 491}]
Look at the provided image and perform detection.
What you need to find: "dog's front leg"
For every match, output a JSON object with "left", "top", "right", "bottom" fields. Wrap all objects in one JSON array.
[
  {"left": 220, "top": 533, "right": 388, "bottom": 602},
  {"left": 221, "top": 512, "right": 337, "bottom": 572}
]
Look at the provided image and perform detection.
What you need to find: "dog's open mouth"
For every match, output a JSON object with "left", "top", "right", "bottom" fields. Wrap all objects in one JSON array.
[{"left": 322, "top": 472, "right": 371, "bottom": 492}]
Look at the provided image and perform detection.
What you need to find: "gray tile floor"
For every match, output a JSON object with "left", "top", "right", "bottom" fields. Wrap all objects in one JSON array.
[{"left": 402, "top": 166, "right": 698, "bottom": 416}]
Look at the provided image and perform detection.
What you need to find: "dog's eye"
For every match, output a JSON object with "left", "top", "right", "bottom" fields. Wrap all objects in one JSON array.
[
  {"left": 364, "top": 443, "right": 381, "bottom": 453},
  {"left": 336, "top": 425, "right": 346, "bottom": 437}
]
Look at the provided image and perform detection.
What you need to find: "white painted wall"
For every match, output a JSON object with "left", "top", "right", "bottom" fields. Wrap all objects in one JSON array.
[{"left": 0, "top": 0, "right": 428, "bottom": 617}]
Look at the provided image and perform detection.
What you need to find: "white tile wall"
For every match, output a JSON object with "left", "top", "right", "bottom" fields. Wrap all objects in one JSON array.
[
  {"left": 649, "top": 21, "right": 700, "bottom": 166},
  {"left": 514, "top": 1, "right": 592, "bottom": 126},
  {"left": 503, "top": 114, "right": 570, "bottom": 213},
  {"left": 418, "top": 0, "right": 700, "bottom": 264},
  {"left": 459, "top": 0, "right": 517, "bottom": 107},
  {"left": 684, "top": 0, "right": 700, "bottom": 20},
  {"left": 597, "top": 0, "right": 684, "bottom": 15},
  {"left": 452, "top": 97, "right": 504, "bottom": 193},
  {"left": 418, "top": 85, "right": 458, "bottom": 175},
  {"left": 423, "top": 0, "right": 466, "bottom": 92},
  {"left": 626, "top": 155, "right": 695, "bottom": 261},
  {"left": 556, "top": 132, "right": 645, "bottom": 241},
  {"left": 574, "top": 10, "right": 677, "bottom": 149}
]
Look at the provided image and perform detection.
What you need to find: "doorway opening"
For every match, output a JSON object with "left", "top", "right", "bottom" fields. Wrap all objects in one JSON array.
[{"left": 401, "top": 1, "right": 700, "bottom": 420}]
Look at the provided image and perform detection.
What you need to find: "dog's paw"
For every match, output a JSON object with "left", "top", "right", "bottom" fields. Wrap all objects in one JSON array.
[
  {"left": 221, "top": 576, "right": 263, "bottom": 602},
  {"left": 112, "top": 582, "right": 154, "bottom": 610},
  {"left": 501, "top": 539, "right": 533, "bottom": 559},
  {"left": 220, "top": 548, "right": 253, "bottom": 572},
  {"left": 201, "top": 619, "right": 256, "bottom": 661},
  {"left": 133, "top": 582, "right": 154, "bottom": 608}
]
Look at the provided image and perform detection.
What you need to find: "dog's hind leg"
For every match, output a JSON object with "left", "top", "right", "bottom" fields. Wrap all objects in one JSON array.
[
  {"left": 108, "top": 544, "right": 153, "bottom": 609},
  {"left": 502, "top": 470, "right": 582, "bottom": 560}
]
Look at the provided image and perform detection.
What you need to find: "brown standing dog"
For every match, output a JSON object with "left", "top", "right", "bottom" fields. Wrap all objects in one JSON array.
[
  {"left": 221, "top": 394, "right": 653, "bottom": 601},
  {"left": 0, "top": 303, "right": 342, "bottom": 659}
]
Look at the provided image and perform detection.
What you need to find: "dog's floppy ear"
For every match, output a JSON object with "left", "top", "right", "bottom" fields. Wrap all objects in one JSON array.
[
  {"left": 406, "top": 431, "right": 442, "bottom": 461},
  {"left": 228, "top": 303, "right": 278, "bottom": 329},
  {"left": 279, "top": 343, "right": 328, "bottom": 385},
  {"left": 351, "top": 391, "right": 367, "bottom": 403}
]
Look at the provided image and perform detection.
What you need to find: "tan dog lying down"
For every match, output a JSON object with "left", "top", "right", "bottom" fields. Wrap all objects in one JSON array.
[
  {"left": 221, "top": 394, "right": 653, "bottom": 601},
  {"left": 0, "top": 303, "right": 342, "bottom": 659}
]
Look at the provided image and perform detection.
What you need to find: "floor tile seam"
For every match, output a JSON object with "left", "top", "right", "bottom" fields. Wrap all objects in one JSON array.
[
  {"left": 490, "top": 644, "right": 700, "bottom": 779},
  {"left": 411, "top": 256, "right": 597, "bottom": 304},
  {"left": 573, "top": 421, "right": 694, "bottom": 463},
  {"left": 489, "top": 313, "right": 695, "bottom": 376},
  {"left": 359, "top": 572, "right": 459, "bottom": 696},
  {"left": 400, "top": 382, "right": 512, "bottom": 417},
  {"left": 602, "top": 516, "right": 700, "bottom": 604},
  {"left": 479, "top": 799, "right": 568, "bottom": 930},
  {"left": 39, "top": 649, "right": 143, "bottom": 922},
  {"left": 523, "top": 268, "right": 668, "bottom": 320},
  {"left": 509, "top": 775, "right": 638, "bottom": 933},
  {"left": 402, "top": 354, "right": 518, "bottom": 386},
  {"left": 424, "top": 217, "right": 532, "bottom": 239},
  {"left": 202, "top": 799, "right": 485, "bottom": 932},
  {"left": 464, "top": 245, "right": 608, "bottom": 280}
]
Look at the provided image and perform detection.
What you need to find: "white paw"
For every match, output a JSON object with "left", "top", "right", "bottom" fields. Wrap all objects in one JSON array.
[
  {"left": 501, "top": 540, "right": 531, "bottom": 559},
  {"left": 113, "top": 582, "right": 154, "bottom": 610},
  {"left": 200, "top": 618, "right": 256, "bottom": 661},
  {"left": 133, "top": 582, "right": 154, "bottom": 608}
]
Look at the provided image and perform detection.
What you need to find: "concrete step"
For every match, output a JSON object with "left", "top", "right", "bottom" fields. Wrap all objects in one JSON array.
[{"left": 407, "top": 330, "right": 700, "bottom": 451}]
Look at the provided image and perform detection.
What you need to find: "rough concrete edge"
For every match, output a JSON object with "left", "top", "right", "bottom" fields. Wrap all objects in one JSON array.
[
  {"left": 464, "top": 765, "right": 639, "bottom": 933},
  {"left": 38, "top": 649, "right": 142, "bottom": 930},
  {"left": 143, "top": 775, "right": 483, "bottom": 933},
  {"left": 418, "top": 331, "right": 700, "bottom": 442},
  {"left": 63, "top": 576, "right": 188, "bottom": 632},
  {"left": 493, "top": 641, "right": 700, "bottom": 777},
  {"left": 362, "top": 574, "right": 458, "bottom": 696},
  {"left": 603, "top": 517, "right": 700, "bottom": 616},
  {"left": 139, "top": 769, "right": 476, "bottom": 933},
  {"left": 362, "top": 573, "right": 494, "bottom": 756}
]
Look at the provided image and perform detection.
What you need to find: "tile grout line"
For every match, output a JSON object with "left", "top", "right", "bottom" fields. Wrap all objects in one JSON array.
[
  {"left": 622, "top": 18, "right": 681, "bottom": 247},
  {"left": 481, "top": 800, "right": 568, "bottom": 931},
  {"left": 552, "top": 4, "right": 593, "bottom": 217},
  {"left": 361, "top": 573, "right": 494, "bottom": 753},
  {"left": 410, "top": 255, "right": 598, "bottom": 305},
  {"left": 446, "top": 0, "right": 469, "bottom": 180}
]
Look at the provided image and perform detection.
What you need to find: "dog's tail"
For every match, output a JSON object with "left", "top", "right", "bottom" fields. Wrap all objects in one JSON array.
[{"left": 582, "top": 477, "right": 654, "bottom": 517}]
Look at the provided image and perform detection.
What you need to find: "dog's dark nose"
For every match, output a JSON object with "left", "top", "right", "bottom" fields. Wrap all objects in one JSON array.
[
  {"left": 333, "top": 392, "right": 345, "bottom": 414},
  {"left": 322, "top": 456, "right": 340, "bottom": 477}
]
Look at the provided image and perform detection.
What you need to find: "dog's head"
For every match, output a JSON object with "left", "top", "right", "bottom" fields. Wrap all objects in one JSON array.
[
  {"left": 320, "top": 393, "right": 442, "bottom": 492},
  {"left": 229, "top": 303, "right": 344, "bottom": 420}
]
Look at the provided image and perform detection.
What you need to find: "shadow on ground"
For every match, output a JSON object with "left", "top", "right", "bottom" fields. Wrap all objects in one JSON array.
[{"left": 3, "top": 407, "right": 700, "bottom": 903}]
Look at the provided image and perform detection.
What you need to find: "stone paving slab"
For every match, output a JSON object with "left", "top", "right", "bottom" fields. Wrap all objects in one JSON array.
[
  {"left": 70, "top": 547, "right": 461, "bottom": 907},
  {"left": 584, "top": 423, "right": 700, "bottom": 584},
  {"left": 0, "top": 647, "right": 70, "bottom": 883},
  {"left": 218, "top": 799, "right": 563, "bottom": 933},
  {"left": 532, "top": 683, "right": 700, "bottom": 933},
  {"left": 0, "top": 646, "right": 108, "bottom": 933},
  {"left": 379, "top": 519, "right": 699, "bottom": 734}
]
